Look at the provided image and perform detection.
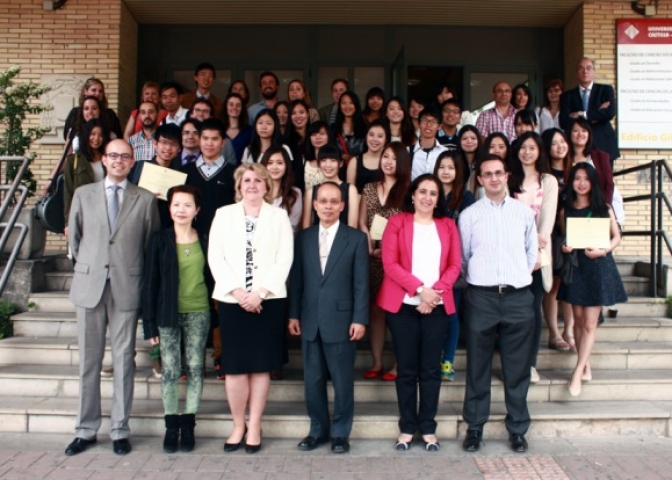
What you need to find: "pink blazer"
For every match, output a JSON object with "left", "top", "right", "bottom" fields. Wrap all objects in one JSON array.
[{"left": 377, "top": 213, "right": 462, "bottom": 315}]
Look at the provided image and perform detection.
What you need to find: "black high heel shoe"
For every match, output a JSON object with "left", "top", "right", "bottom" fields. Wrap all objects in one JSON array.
[
  {"left": 245, "top": 428, "right": 262, "bottom": 454},
  {"left": 224, "top": 425, "right": 247, "bottom": 452}
]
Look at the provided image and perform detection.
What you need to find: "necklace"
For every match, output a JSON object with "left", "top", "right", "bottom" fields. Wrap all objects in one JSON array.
[{"left": 184, "top": 246, "right": 191, "bottom": 257}]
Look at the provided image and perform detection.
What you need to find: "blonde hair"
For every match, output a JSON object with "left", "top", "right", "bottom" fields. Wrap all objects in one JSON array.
[{"left": 233, "top": 163, "right": 273, "bottom": 203}]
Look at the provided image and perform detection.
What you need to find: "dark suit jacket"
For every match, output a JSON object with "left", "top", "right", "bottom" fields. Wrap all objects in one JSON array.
[
  {"left": 318, "top": 103, "right": 336, "bottom": 125},
  {"left": 289, "top": 223, "right": 369, "bottom": 343},
  {"left": 560, "top": 83, "right": 620, "bottom": 162}
]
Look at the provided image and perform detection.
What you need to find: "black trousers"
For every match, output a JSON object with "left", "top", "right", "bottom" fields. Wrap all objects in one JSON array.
[
  {"left": 462, "top": 286, "right": 535, "bottom": 435},
  {"left": 387, "top": 304, "right": 449, "bottom": 435}
]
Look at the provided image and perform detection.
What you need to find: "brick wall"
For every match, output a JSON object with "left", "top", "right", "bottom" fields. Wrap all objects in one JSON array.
[
  {"left": 564, "top": 1, "right": 672, "bottom": 257},
  {"left": 0, "top": 0, "right": 137, "bottom": 250}
]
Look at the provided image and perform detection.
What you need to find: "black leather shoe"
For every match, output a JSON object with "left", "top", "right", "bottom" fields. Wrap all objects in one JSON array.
[
  {"left": 224, "top": 426, "right": 247, "bottom": 452},
  {"left": 245, "top": 442, "right": 261, "bottom": 454},
  {"left": 113, "top": 438, "right": 132, "bottom": 455},
  {"left": 509, "top": 433, "right": 528, "bottom": 453},
  {"left": 297, "top": 435, "right": 329, "bottom": 451},
  {"left": 65, "top": 437, "right": 97, "bottom": 456},
  {"left": 331, "top": 437, "right": 350, "bottom": 454},
  {"left": 462, "top": 430, "right": 482, "bottom": 452}
]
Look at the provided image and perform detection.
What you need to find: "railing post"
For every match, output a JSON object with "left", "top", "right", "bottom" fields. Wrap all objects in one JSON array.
[
  {"left": 650, "top": 161, "right": 657, "bottom": 297},
  {"left": 656, "top": 161, "right": 664, "bottom": 298}
]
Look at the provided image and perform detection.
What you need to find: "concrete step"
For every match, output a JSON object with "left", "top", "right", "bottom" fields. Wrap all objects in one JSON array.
[
  {"left": 541, "top": 317, "right": 672, "bottom": 342},
  {"left": 44, "top": 272, "right": 72, "bottom": 291},
  {"left": 2, "top": 335, "right": 672, "bottom": 371},
  {"left": 26, "top": 292, "right": 74, "bottom": 314},
  {"left": 621, "top": 275, "right": 650, "bottom": 296},
  {"left": 1, "top": 396, "right": 670, "bottom": 439},
  {"left": 610, "top": 297, "right": 668, "bottom": 317},
  {"left": 1, "top": 363, "right": 672, "bottom": 404}
]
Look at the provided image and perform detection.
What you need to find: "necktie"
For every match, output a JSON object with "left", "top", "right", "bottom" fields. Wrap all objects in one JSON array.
[
  {"left": 582, "top": 87, "right": 590, "bottom": 111},
  {"left": 184, "top": 154, "right": 196, "bottom": 165},
  {"left": 107, "top": 185, "right": 120, "bottom": 230},
  {"left": 319, "top": 230, "right": 329, "bottom": 273}
]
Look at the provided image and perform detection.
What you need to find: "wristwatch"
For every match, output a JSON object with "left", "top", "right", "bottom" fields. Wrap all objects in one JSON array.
[
  {"left": 259, "top": 291, "right": 268, "bottom": 300},
  {"left": 416, "top": 286, "right": 424, "bottom": 296}
]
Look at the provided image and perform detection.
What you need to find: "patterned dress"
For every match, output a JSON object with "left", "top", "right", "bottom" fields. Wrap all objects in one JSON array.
[{"left": 362, "top": 182, "right": 402, "bottom": 299}]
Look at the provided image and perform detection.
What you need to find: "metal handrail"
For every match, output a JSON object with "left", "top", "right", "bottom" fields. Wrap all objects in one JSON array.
[
  {"left": 0, "top": 156, "right": 30, "bottom": 295},
  {"left": 613, "top": 158, "right": 672, "bottom": 297}
]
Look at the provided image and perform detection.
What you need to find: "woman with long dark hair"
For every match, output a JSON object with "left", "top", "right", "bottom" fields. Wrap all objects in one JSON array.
[
  {"left": 261, "top": 146, "right": 302, "bottom": 232},
  {"left": 568, "top": 117, "right": 614, "bottom": 204},
  {"left": 302, "top": 121, "right": 334, "bottom": 191},
  {"left": 220, "top": 92, "right": 252, "bottom": 164},
  {"left": 333, "top": 91, "right": 367, "bottom": 166},
  {"left": 511, "top": 83, "right": 532, "bottom": 111},
  {"left": 362, "top": 87, "right": 385, "bottom": 125},
  {"left": 241, "top": 108, "right": 292, "bottom": 164},
  {"left": 457, "top": 125, "right": 481, "bottom": 183},
  {"left": 508, "top": 131, "right": 558, "bottom": 385},
  {"left": 385, "top": 96, "right": 416, "bottom": 148},
  {"left": 360, "top": 142, "right": 412, "bottom": 382},
  {"left": 346, "top": 120, "right": 389, "bottom": 194},
  {"left": 559, "top": 163, "right": 626, "bottom": 396}
]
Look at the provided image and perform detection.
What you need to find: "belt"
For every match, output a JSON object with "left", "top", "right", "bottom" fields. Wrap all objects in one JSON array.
[{"left": 469, "top": 284, "right": 527, "bottom": 295}]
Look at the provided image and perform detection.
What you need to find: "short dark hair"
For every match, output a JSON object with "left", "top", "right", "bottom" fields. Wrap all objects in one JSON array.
[
  {"left": 475, "top": 153, "right": 507, "bottom": 177},
  {"left": 194, "top": 62, "right": 216, "bottom": 77},
  {"left": 200, "top": 118, "right": 226, "bottom": 138},
  {"left": 259, "top": 71, "right": 279, "bottom": 86},
  {"left": 402, "top": 173, "right": 448, "bottom": 218},
  {"left": 317, "top": 144, "right": 341, "bottom": 164},
  {"left": 189, "top": 97, "right": 214, "bottom": 114},
  {"left": 138, "top": 100, "right": 159, "bottom": 112},
  {"left": 167, "top": 184, "right": 202, "bottom": 209},
  {"left": 331, "top": 78, "right": 349, "bottom": 90},
  {"left": 417, "top": 106, "right": 442, "bottom": 123},
  {"left": 568, "top": 116, "right": 594, "bottom": 157},
  {"left": 440, "top": 98, "right": 462, "bottom": 112},
  {"left": 153, "top": 123, "right": 182, "bottom": 146},
  {"left": 514, "top": 109, "right": 538, "bottom": 127},
  {"left": 181, "top": 118, "right": 202, "bottom": 134},
  {"left": 315, "top": 181, "right": 343, "bottom": 201},
  {"left": 159, "top": 81, "right": 182, "bottom": 96},
  {"left": 434, "top": 81, "right": 457, "bottom": 100}
]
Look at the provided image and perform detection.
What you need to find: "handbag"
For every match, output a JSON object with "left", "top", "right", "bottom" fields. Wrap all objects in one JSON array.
[
  {"left": 34, "top": 138, "right": 71, "bottom": 234},
  {"left": 553, "top": 234, "right": 578, "bottom": 285}
]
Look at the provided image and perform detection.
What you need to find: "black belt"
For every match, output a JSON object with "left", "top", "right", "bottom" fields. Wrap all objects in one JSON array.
[{"left": 469, "top": 284, "right": 527, "bottom": 295}]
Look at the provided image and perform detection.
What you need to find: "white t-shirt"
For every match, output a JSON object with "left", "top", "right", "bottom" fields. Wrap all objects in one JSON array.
[{"left": 403, "top": 221, "right": 441, "bottom": 306}]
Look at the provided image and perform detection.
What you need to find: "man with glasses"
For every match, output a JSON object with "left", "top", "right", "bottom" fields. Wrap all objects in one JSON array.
[
  {"left": 475, "top": 81, "right": 518, "bottom": 141},
  {"left": 410, "top": 107, "right": 448, "bottom": 180},
  {"left": 459, "top": 154, "right": 538, "bottom": 454},
  {"left": 128, "top": 101, "right": 158, "bottom": 162},
  {"left": 65, "top": 139, "right": 160, "bottom": 457},
  {"left": 560, "top": 57, "right": 619, "bottom": 166},
  {"left": 437, "top": 99, "right": 463, "bottom": 149}
]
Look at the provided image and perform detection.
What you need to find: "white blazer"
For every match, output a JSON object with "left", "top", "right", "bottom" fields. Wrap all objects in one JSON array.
[{"left": 208, "top": 201, "right": 294, "bottom": 303}]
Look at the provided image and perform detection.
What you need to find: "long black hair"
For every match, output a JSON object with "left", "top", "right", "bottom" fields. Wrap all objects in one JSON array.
[
  {"left": 77, "top": 118, "right": 109, "bottom": 162},
  {"left": 566, "top": 162, "right": 610, "bottom": 218},
  {"left": 249, "top": 108, "right": 282, "bottom": 160},
  {"left": 333, "top": 91, "right": 367, "bottom": 139},
  {"left": 508, "top": 131, "right": 549, "bottom": 194}
]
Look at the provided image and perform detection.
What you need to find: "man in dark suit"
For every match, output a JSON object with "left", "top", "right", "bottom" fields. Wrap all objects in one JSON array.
[
  {"left": 65, "top": 139, "right": 160, "bottom": 456},
  {"left": 560, "top": 57, "right": 620, "bottom": 165},
  {"left": 289, "top": 181, "right": 369, "bottom": 454}
]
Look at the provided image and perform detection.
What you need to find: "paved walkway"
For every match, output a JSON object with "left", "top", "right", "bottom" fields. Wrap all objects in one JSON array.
[{"left": 1, "top": 434, "right": 671, "bottom": 479}]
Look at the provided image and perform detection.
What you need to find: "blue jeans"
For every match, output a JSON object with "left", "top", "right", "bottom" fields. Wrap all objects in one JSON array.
[
  {"left": 441, "top": 289, "right": 462, "bottom": 363},
  {"left": 158, "top": 311, "right": 210, "bottom": 415}
]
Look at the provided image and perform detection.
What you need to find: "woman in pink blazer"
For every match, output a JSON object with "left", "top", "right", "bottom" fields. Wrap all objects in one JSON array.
[{"left": 377, "top": 173, "right": 461, "bottom": 452}]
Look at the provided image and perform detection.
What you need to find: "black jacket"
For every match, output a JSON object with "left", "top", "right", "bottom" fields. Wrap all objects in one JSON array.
[{"left": 142, "top": 228, "right": 214, "bottom": 339}]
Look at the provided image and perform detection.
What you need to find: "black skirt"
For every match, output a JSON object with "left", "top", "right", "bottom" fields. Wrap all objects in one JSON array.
[{"left": 218, "top": 298, "right": 288, "bottom": 374}]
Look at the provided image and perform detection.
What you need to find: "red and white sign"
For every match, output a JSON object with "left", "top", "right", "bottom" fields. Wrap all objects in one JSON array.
[{"left": 617, "top": 19, "right": 672, "bottom": 149}]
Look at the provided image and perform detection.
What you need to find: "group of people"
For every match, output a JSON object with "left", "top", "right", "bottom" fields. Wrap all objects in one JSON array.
[{"left": 59, "top": 56, "right": 627, "bottom": 458}]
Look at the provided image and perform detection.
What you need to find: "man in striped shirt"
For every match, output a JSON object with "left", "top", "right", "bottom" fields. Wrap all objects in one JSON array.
[{"left": 459, "top": 154, "right": 538, "bottom": 454}]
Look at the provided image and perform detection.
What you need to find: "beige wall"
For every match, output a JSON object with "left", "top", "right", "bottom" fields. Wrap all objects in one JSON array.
[
  {"left": 563, "top": 1, "right": 672, "bottom": 256},
  {"left": 0, "top": 0, "right": 137, "bottom": 250}
]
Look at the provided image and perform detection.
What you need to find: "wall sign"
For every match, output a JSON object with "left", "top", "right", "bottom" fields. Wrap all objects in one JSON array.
[{"left": 617, "top": 19, "right": 672, "bottom": 149}]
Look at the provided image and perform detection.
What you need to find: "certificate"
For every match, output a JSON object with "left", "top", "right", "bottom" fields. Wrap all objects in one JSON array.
[
  {"left": 138, "top": 162, "right": 187, "bottom": 201},
  {"left": 566, "top": 218, "right": 611, "bottom": 249},
  {"left": 370, "top": 214, "right": 388, "bottom": 241}
]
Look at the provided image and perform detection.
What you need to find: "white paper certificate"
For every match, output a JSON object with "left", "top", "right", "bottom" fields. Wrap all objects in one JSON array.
[
  {"left": 566, "top": 218, "right": 611, "bottom": 249},
  {"left": 138, "top": 162, "right": 187, "bottom": 201},
  {"left": 370, "top": 214, "right": 388, "bottom": 241}
]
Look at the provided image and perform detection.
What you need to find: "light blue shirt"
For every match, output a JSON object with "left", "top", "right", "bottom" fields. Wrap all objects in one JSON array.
[{"left": 459, "top": 195, "right": 538, "bottom": 288}]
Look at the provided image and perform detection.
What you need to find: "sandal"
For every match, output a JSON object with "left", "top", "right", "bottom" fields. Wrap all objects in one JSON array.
[
  {"left": 563, "top": 333, "right": 577, "bottom": 351},
  {"left": 548, "top": 336, "right": 571, "bottom": 352}
]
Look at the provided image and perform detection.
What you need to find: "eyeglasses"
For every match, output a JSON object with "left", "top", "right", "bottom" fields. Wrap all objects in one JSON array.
[
  {"left": 158, "top": 138, "right": 180, "bottom": 148},
  {"left": 105, "top": 152, "right": 132, "bottom": 161},
  {"left": 419, "top": 118, "right": 439, "bottom": 125},
  {"left": 495, "top": 89, "right": 512, "bottom": 94},
  {"left": 443, "top": 108, "right": 461, "bottom": 115},
  {"left": 480, "top": 171, "right": 507, "bottom": 179}
]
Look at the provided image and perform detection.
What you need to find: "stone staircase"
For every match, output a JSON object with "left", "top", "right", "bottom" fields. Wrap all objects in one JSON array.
[{"left": 0, "top": 254, "right": 671, "bottom": 440}]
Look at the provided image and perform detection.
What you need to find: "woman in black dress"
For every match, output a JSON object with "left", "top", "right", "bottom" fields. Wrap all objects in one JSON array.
[{"left": 559, "top": 163, "right": 627, "bottom": 397}]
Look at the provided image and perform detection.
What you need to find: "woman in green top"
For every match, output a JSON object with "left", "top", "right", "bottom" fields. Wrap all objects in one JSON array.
[
  {"left": 143, "top": 184, "right": 214, "bottom": 453},
  {"left": 63, "top": 118, "right": 108, "bottom": 237}
]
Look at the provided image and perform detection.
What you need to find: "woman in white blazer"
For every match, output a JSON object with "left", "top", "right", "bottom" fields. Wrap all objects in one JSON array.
[{"left": 208, "top": 163, "right": 294, "bottom": 454}]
